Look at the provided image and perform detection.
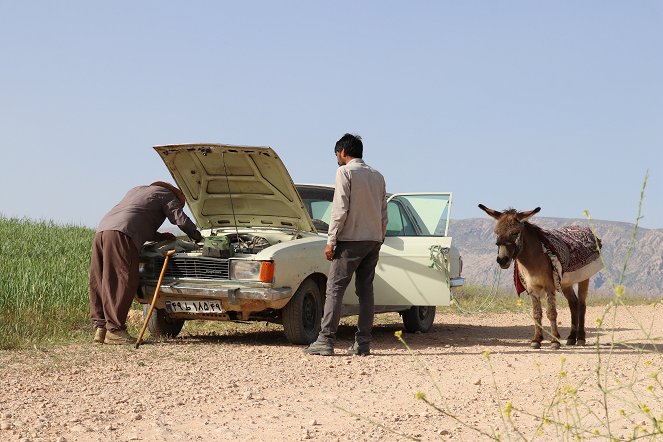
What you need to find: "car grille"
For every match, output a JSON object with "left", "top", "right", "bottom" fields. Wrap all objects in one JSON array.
[{"left": 152, "top": 256, "right": 230, "bottom": 280}]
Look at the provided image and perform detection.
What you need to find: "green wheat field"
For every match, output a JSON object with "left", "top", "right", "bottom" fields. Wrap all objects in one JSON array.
[{"left": 0, "top": 217, "right": 95, "bottom": 349}]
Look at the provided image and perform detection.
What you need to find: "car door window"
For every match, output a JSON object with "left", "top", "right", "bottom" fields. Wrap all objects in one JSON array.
[
  {"left": 387, "top": 194, "right": 451, "bottom": 237},
  {"left": 386, "top": 201, "right": 417, "bottom": 236}
]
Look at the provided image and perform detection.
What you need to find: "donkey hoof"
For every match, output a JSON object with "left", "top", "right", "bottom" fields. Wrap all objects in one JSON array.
[
  {"left": 550, "top": 341, "right": 561, "bottom": 350},
  {"left": 566, "top": 339, "right": 576, "bottom": 346},
  {"left": 576, "top": 339, "right": 586, "bottom": 346},
  {"left": 530, "top": 341, "right": 541, "bottom": 349}
]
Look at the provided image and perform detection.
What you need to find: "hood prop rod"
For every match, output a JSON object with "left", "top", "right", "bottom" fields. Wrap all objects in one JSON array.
[{"left": 221, "top": 151, "right": 244, "bottom": 249}]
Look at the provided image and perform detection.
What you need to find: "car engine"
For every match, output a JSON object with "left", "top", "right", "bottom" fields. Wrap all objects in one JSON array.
[{"left": 201, "top": 233, "right": 272, "bottom": 257}]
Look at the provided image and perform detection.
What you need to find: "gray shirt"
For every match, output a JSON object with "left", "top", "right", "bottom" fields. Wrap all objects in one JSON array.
[
  {"left": 97, "top": 185, "right": 199, "bottom": 250},
  {"left": 327, "top": 159, "right": 388, "bottom": 246}
]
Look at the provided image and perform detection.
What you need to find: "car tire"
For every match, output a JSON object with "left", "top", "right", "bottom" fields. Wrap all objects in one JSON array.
[
  {"left": 401, "top": 306, "right": 436, "bottom": 333},
  {"left": 142, "top": 304, "right": 185, "bottom": 338},
  {"left": 282, "top": 279, "right": 324, "bottom": 345}
]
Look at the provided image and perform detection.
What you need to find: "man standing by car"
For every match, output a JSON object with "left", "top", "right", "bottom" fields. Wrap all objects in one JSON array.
[
  {"left": 304, "top": 134, "right": 388, "bottom": 356},
  {"left": 89, "top": 182, "right": 202, "bottom": 344}
]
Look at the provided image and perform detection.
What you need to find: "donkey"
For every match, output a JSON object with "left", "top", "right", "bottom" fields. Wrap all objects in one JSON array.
[{"left": 478, "top": 204, "right": 603, "bottom": 349}]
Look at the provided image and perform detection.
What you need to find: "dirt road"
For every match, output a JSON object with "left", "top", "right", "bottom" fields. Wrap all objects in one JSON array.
[{"left": 1, "top": 304, "right": 661, "bottom": 441}]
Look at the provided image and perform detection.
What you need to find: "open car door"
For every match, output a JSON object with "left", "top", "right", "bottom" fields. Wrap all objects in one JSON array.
[{"left": 357, "top": 193, "right": 454, "bottom": 307}]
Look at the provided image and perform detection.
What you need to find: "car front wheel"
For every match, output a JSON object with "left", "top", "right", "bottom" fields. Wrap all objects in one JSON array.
[
  {"left": 142, "top": 304, "right": 185, "bottom": 338},
  {"left": 401, "top": 306, "right": 436, "bottom": 333},
  {"left": 282, "top": 279, "right": 324, "bottom": 345}
]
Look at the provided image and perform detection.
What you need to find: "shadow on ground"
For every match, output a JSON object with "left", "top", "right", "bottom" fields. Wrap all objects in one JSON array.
[{"left": 139, "top": 314, "right": 656, "bottom": 355}]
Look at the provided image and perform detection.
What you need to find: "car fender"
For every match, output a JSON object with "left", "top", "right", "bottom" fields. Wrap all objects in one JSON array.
[{"left": 254, "top": 235, "right": 330, "bottom": 293}]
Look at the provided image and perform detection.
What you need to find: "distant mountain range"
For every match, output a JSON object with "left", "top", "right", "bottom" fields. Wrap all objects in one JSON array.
[{"left": 449, "top": 217, "right": 663, "bottom": 298}]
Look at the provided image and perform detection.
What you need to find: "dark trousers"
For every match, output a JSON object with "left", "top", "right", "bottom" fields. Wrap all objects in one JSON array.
[
  {"left": 318, "top": 241, "right": 382, "bottom": 345},
  {"left": 88, "top": 231, "right": 139, "bottom": 331}
]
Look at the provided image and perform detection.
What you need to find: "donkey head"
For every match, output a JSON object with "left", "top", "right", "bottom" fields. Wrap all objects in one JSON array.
[{"left": 478, "top": 204, "right": 541, "bottom": 269}]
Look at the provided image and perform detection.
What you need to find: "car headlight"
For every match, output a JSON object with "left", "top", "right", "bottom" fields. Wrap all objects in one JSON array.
[{"left": 229, "top": 260, "right": 274, "bottom": 282}]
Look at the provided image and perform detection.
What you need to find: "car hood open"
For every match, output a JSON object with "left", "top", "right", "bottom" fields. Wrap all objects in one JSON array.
[{"left": 154, "top": 143, "right": 317, "bottom": 233}]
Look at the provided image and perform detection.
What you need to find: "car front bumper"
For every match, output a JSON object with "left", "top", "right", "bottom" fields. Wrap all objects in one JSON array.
[
  {"left": 450, "top": 277, "right": 465, "bottom": 287},
  {"left": 137, "top": 279, "right": 293, "bottom": 315}
]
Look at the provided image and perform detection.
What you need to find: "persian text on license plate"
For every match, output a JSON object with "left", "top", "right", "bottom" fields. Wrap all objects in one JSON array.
[{"left": 165, "top": 300, "right": 224, "bottom": 314}]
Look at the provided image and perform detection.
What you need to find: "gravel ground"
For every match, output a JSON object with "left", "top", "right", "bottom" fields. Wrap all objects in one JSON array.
[{"left": 1, "top": 304, "right": 661, "bottom": 442}]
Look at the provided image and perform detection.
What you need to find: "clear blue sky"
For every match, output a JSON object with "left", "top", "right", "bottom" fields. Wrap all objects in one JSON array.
[{"left": 1, "top": 2, "right": 661, "bottom": 229}]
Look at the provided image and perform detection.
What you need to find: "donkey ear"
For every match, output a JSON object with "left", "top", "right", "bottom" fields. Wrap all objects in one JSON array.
[
  {"left": 516, "top": 207, "right": 541, "bottom": 222},
  {"left": 478, "top": 204, "right": 502, "bottom": 220}
]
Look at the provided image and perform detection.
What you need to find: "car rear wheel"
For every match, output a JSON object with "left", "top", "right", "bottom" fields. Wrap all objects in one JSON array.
[
  {"left": 401, "top": 306, "right": 436, "bottom": 333},
  {"left": 142, "top": 304, "right": 185, "bottom": 338},
  {"left": 282, "top": 279, "right": 323, "bottom": 345}
]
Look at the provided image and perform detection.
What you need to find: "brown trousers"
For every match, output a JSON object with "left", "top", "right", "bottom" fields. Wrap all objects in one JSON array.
[{"left": 88, "top": 231, "right": 139, "bottom": 331}]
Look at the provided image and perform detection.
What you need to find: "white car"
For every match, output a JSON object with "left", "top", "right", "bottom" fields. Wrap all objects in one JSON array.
[{"left": 136, "top": 143, "right": 464, "bottom": 344}]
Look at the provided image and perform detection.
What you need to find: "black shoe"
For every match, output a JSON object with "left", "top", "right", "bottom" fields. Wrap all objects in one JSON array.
[
  {"left": 347, "top": 342, "right": 370, "bottom": 356},
  {"left": 303, "top": 340, "right": 334, "bottom": 356}
]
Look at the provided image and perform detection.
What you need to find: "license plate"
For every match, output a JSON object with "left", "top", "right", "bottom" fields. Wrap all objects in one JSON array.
[{"left": 165, "top": 300, "right": 224, "bottom": 314}]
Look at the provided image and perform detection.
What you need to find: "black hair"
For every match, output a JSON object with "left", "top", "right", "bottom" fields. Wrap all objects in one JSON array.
[{"left": 334, "top": 133, "right": 363, "bottom": 158}]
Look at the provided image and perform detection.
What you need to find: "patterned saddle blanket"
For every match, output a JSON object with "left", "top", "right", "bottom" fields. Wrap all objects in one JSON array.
[{"left": 514, "top": 225, "right": 602, "bottom": 295}]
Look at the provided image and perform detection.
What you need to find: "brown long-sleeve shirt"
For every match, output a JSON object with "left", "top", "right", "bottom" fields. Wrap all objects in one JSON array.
[
  {"left": 327, "top": 159, "right": 388, "bottom": 246},
  {"left": 97, "top": 185, "right": 200, "bottom": 251}
]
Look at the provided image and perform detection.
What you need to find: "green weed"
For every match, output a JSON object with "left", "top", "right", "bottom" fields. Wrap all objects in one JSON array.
[{"left": 0, "top": 217, "right": 94, "bottom": 349}]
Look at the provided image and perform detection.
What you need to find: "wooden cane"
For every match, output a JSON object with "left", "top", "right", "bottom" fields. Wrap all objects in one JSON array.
[{"left": 135, "top": 249, "right": 176, "bottom": 349}]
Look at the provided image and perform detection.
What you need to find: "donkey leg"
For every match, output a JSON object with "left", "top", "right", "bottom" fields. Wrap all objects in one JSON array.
[
  {"left": 530, "top": 293, "right": 544, "bottom": 349},
  {"left": 546, "top": 291, "right": 561, "bottom": 349},
  {"left": 576, "top": 280, "right": 590, "bottom": 346},
  {"left": 562, "top": 286, "right": 578, "bottom": 345}
]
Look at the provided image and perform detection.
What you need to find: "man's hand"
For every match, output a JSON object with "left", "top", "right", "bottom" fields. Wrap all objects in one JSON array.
[
  {"left": 190, "top": 230, "right": 203, "bottom": 243},
  {"left": 324, "top": 244, "right": 335, "bottom": 261}
]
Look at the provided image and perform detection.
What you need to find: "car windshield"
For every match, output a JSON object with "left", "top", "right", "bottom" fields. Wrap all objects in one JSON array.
[{"left": 296, "top": 186, "right": 334, "bottom": 233}]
